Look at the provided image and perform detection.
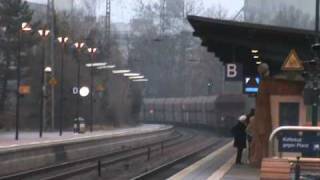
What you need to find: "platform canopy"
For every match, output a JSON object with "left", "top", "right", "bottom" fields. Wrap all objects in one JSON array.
[{"left": 187, "top": 15, "right": 318, "bottom": 76}]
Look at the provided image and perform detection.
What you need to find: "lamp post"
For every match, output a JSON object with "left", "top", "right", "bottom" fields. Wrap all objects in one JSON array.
[
  {"left": 299, "top": 0, "right": 320, "bottom": 158},
  {"left": 87, "top": 47, "right": 97, "bottom": 132},
  {"left": 311, "top": 0, "right": 320, "bottom": 127},
  {"left": 57, "top": 36, "right": 68, "bottom": 136},
  {"left": 15, "top": 22, "right": 32, "bottom": 140},
  {"left": 207, "top": 82, "right": 213, "bottom": 96},
  {"left": 45, "top": 67, "right": 53, "bottom": 123},
  {"left": 74, "top": 41, "right": 85, "bottom": 133},
  {"left": 38, "top": 27, "right": 50, "bottom": 138}
]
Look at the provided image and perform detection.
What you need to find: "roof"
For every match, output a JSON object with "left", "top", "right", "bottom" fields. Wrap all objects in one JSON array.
[{"left": 187, "top": 15, "right": 316, "bottom": 76}]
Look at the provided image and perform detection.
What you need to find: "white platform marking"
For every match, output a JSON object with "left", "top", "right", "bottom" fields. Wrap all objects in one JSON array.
[
  {"left": 207, "top": 155, "right": 236, "bottom": 180},
  {"left": 168, "top": 141, "right": 233, "bottom": 180}
]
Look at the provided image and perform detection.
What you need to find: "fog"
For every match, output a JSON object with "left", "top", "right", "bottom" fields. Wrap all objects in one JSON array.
[
  {"left": 0, "top": 0, "right": 316, "bottom": 130},
  {"left": 26, "top": 0, "right": 244, "bottom": 23}
]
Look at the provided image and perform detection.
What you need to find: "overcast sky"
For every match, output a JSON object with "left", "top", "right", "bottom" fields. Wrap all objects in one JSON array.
[{"left": 27, "top": 0, "right": 244, "bottom": 23}]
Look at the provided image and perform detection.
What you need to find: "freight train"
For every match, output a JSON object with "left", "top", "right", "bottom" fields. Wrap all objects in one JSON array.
[{"left": 141, "top": 94, "right": 247, "bottom": 133}]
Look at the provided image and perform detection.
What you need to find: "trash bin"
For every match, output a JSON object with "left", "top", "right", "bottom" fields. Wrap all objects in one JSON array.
[{"left": 74, "top": 117, "right": 86, "bottom": 133}]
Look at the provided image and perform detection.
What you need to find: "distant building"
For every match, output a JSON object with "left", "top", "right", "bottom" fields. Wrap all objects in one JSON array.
[
  {"left": 54, "top": 0, "right": 74, "bottom": 12},
  {"left": 26, "top": 0, "right": 74, "bottom": 22},
  {"left": 113, "top": 22, "right": 131, "bottom": 61},
  {"left": 25, "top": 0, "right": 73, "bottom": 12},
  {"left": 97, "top": 16, "right": 131, "bottom": 63},
  {"left": 244, "top": 0, "right": 315, "bottom": 25},
  {"left": 166, "top": 0, "right": 185, "bottom": 18},
  {"left": 27, "top": 2, "right": 47, "bottom": 22}
]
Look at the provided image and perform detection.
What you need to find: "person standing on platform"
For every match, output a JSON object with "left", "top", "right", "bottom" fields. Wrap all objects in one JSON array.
[{"left": 231, "top": 115, "right": 247, "bottom": 164}]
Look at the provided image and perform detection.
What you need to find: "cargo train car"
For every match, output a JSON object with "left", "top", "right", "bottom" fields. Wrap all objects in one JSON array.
[{"left": 142, "top": 94, "right": 247, "bottom": 133}]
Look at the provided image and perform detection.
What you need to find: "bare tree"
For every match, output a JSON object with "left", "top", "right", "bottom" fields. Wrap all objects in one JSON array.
[
  {"left": 203, "top": 4, "right": 228, "bottom": 19},
  {"left": 244, "top": 4, "right": 313, "bottom": 30},
  {"left": 185, "top": 0, "right": 204, "bottom": 16},
  {"left": 128, "top": 1, "right": 224, "bottom": 97},
  {"left": 272, "top": 5, "right": 313, "bottom": 29}
]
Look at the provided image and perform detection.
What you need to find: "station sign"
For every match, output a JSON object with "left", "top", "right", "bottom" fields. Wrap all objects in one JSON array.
[
  {"left": 243, "top": 77, "right": 260, "bottom": 94},
  {"left": 96, "top": 84, "right": 105, "bottom": 92},
  {"left": 279, "top": 134, "right": 320, "bottom": 153},
  {"left": 49, "top": 78, "right": 58, "bottom": 87},
  {"left": 72, "top": 87, "right": 79, "bottom": 95},
  {"left": 225, "top": 63, "right": 243, "bottom": 81},
  {"left": 19, "top": 85, "right": 31, "bottom": 95}
]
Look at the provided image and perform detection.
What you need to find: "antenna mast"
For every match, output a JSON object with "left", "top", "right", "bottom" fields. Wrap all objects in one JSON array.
[
  {"left": 105, "top": 0, "right": 111, "bottom": 62},
  {"left": 159, "top": 0, "right": 166, "bottom": 35}
]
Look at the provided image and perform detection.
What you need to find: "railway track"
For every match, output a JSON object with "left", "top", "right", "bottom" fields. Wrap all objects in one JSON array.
[
  {"left": 0, "top": 128, "right": 225, "bottom": 180},
  {"left": 0, "top": 128, "right": 196, "bottom": 180},
  {"left": 131, "top": 138, "right": 229, "bottom": 180},
  {"left": 116, "top": 128, "right": 226, "bottom": 180}
]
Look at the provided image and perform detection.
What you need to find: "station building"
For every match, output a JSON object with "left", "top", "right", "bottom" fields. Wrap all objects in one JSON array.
[{"left": 187, "top": 13, "right": 319, "bottom": 170}]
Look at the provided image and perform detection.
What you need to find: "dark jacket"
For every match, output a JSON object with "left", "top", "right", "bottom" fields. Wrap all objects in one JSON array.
[{"left": 231, "top": 122, "right": 247, "bottom": 149}]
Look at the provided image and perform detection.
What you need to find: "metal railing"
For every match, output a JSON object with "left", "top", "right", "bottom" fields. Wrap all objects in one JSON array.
[{"left": 268, "top": 126, "right": 320, "bottom": 157}]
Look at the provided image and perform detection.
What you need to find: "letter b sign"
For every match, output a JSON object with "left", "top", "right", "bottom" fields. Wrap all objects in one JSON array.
[{"left": 225, "top": 63, "right": 243, "bottom": 81}]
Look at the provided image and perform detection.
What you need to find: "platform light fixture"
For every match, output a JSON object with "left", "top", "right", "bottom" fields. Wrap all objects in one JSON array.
[
  {"left": 88, "top": 47, "right": 97, "bottom": 53},
  {"left": 57, "top": 36, "right": 69, "bottom": 44},
  {"left": 21, "top": 22, "right": 32, "bottom": 32},
  {"left": 129, "top": 76, "right": 145, "bottom": 79},
  {"left": 85, "top": 62, "right": 107, "bottom": 67},
  {"left": 256, "top": 61, "right": 262, "bottom": 65},
  {"left": 44, "top": 66, "right": 52, "bottom": 73},
  {"left": 112, "top": 70, "right": 131, "bottom": 74},
  {"left": 38, "top": 29, "right": 50, "bottom": 37},
  {"left": 132, "top": 79, "right": 149, "bottom": 82},
  {"left": 251, "top": 49, "right": 259, "bottom": 54},
  {"left": 97, "top": 65, "right": 116, "bottom": 70},
  {"left": 253, "top": 55, "right": 259, "bottom": 59},
  {"left": 124, "top": 73, "right": 141, "bottom": 77},
  {"left": 74, "top": 42, "right": 85, "bottom": 49}
]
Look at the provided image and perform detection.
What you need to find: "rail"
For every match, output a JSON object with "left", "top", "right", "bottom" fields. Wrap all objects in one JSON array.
[
  {"left": 0, "top": 129, "right": 193, "bottom": 180},
  {"left": 130, "top": 139, "right": 228, "bottom": 180},
  {"left": 268, "top": 126, "right": 320, "bottom": 157}
]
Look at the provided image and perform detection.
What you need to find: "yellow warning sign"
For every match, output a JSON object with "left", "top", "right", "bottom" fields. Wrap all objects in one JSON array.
[
  {"left": 96, "top": 84, "right": 105, "bottom": 92},
  {"left": 19, "top": 85, "right": 31, "bottom": 95},
  {"left": 281, "top": 49, "right": 304, "bottom": 71},
  {"left": 49, "top": 78, "right": 58, "bottom": 86}
]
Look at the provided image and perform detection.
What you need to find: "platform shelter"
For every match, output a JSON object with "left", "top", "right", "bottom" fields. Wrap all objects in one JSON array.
[{"left": 188, "top": 15, "right": 318, "bottom": 167}]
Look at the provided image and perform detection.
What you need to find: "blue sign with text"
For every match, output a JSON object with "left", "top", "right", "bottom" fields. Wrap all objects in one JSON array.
[
  {"left": 243, "top": 77, "right": 260, "bottom": 94},
  {"left": 279, "top": 134, "right": 320, "bottom": 153}
]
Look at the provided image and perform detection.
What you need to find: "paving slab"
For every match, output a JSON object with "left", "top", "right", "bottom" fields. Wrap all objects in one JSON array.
[
  {"left": 222, "top": 149, "right": 260, "bottom": 180},
  {"left": 169, "top": 141, "right": 260, "bottom": 180},
  {"left": 168, "top": 141, "right": 234, "bottom": 180},
  {"left": 222, "top": 164, "right": 260, "bottom": 180}
]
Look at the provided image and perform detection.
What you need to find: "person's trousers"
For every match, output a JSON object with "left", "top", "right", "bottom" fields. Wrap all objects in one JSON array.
[{"left": 236, "top": 148, "right": 243, "bottom": 164}]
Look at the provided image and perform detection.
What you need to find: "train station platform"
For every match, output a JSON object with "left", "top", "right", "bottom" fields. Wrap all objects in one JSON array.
[
  {"left": 169, "top": 141, "right": 260, "bottom": 180},
  {"left": 0, "top": 124, "right": 171, "bottom": 150},
  {"left": 222, "top": 160, "right": 260, "bottom": 180},
  {"left": 0, "top": 124, "right": 174, "bottom": 176}
]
